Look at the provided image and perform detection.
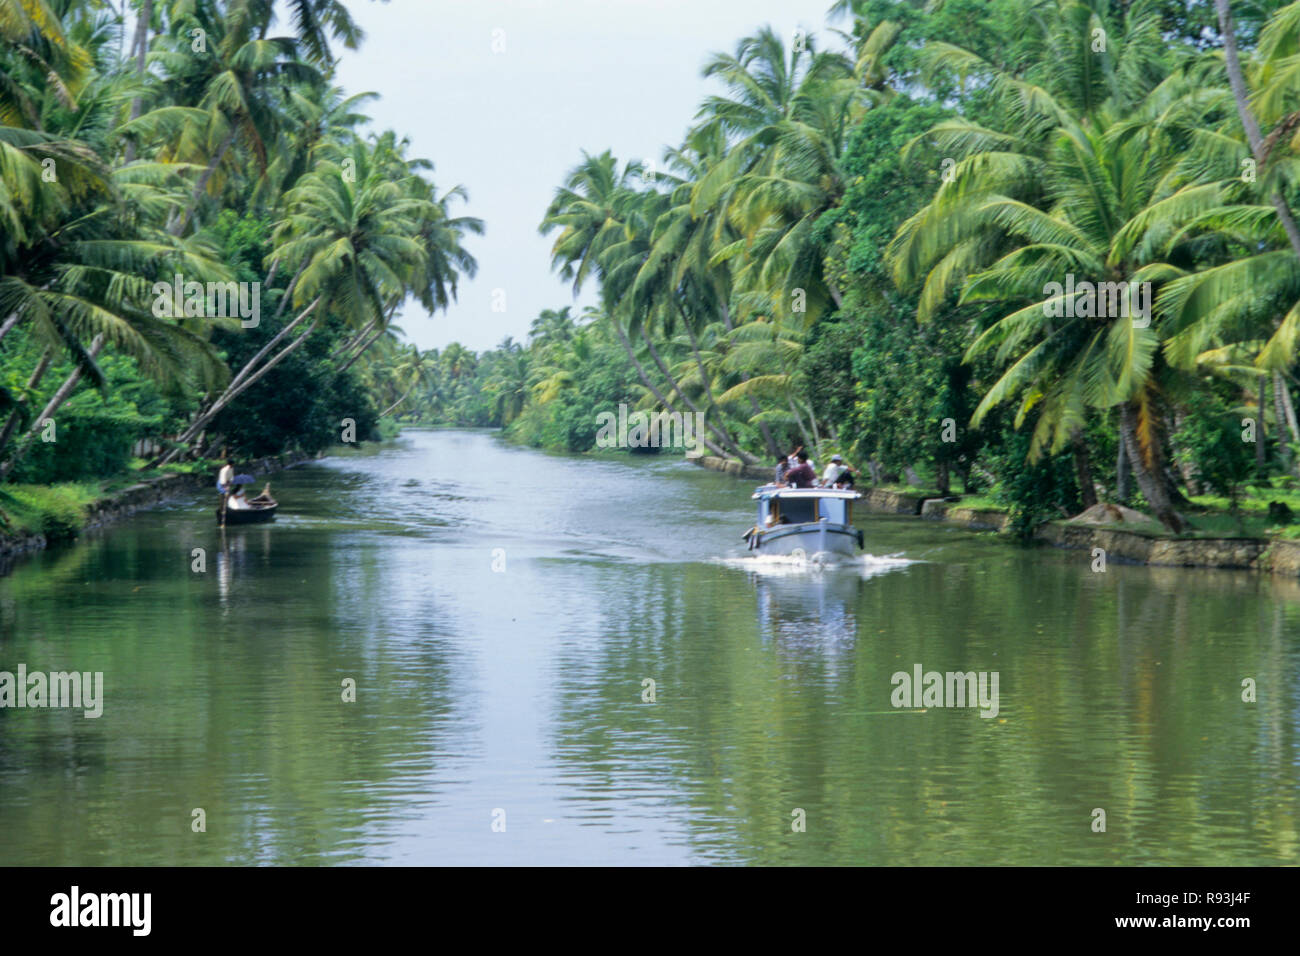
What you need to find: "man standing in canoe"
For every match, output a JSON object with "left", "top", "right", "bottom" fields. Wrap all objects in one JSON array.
[
  {"left": 217, "top": 456, "right": 234, "bottom": 527},
  {"left": 217, "top": 458, "right": 234, "bottom": 494}
]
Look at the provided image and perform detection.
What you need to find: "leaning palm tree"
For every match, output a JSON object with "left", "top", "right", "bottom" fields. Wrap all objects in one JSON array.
[
  {"left": 378, "top": 344, "right": 434, "bottom": 419},
  {"left": 151, "top": 137, "right": 438, "bottom": 465}
]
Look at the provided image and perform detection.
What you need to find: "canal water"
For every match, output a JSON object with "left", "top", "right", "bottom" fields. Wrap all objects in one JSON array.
[{"left": 0, "top": 429, "right": 1295, "bottom": 864}]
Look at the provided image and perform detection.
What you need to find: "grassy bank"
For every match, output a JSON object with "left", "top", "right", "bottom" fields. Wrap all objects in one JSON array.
[{"left": 0, "top": 460, "right": 213, "bottom": 541}]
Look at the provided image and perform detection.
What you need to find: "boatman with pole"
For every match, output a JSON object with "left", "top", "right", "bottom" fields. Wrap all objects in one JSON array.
[{"left": 217, "top": 456, "right": 234, "bottom": 529}]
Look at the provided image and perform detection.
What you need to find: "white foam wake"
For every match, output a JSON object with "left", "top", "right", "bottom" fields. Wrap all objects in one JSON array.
[{"left": 713, "top": 550, "right": 917, "bottom": 579}]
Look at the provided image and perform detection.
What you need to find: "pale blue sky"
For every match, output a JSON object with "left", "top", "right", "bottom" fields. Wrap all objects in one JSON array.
[{"left": 332, "top": 0, "right": 842, "bottom": 352}]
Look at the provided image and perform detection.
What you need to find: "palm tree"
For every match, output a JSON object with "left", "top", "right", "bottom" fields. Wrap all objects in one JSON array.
[
  {"left": 484, "top": 337, "right": 530, "bottom": 424},
  {"left": 528, "top": 306, "right": 576, "bottom": 349},
  {"left": 151, "top": 135, "right": 446, "bottom": 464},
  {"left": 887, "top": 2, "right": 1204, "bottom": 529},
  {"left": 128, "top": 0, "right": 323, "bottom": 237},
  {"left": 540, "top": 151, "right": 737, "bottom": 458},
  {"left": 378, "top": 344, "right": 433, "bottom": 418}
]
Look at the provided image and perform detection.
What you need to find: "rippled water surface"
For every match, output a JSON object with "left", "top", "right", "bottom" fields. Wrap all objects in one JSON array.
[{"left": 0, "top": 429, "right": 1296, "bottom": 864}]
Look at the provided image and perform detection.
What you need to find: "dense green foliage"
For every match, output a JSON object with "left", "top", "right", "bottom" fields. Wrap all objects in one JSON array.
[
  {"left": 0, "top": 0, "right": 479, "bottom": 530},
  {"left": 395, "top": 0, "right": 1300, "bottom": 540},
  {"left": 8, "top": 0, "right": 1300, "bottom": 543}
]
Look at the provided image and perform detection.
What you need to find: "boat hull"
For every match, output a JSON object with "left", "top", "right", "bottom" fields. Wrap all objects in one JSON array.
[
  {"left": 747, "top": 521, "right": 862, "bottom": 556},
  {"left": 217, "top": 504, "right": 277, "bottom": 525}
]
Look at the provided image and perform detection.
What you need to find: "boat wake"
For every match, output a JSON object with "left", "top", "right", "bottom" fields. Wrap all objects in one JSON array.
[{"left": 714, "top": 550, "right": 917, "bottom": 579}]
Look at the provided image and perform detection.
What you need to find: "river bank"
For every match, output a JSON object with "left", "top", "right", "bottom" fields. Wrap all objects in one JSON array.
[
  {"left": 0, "top": 451, "right": 319, "bottom": 573},
  {"left": 688, "top": 452, "right": 1300, "bottom": 577}
]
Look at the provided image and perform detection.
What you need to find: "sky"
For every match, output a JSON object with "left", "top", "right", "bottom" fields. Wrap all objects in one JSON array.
[{"left": 331, "top": 0, "right": 842, "bottom": 353}]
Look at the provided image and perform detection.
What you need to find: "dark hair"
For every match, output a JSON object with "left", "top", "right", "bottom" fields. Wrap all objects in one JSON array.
[
  {"left": 796, "top": 451, "right": 808, "bottom": 462},
  {"left": 775, "top": 456, "right": 786, "bottom": 465}
]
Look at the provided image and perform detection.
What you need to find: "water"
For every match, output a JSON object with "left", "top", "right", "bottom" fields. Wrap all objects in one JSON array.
[{"left": 0, "top": 429, "right": 1296, "bottom": 865}]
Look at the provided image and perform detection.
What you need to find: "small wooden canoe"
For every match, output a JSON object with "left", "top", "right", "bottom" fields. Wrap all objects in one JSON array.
[{"left": 217, "top": 500, "right": 278, "bottom": 525}]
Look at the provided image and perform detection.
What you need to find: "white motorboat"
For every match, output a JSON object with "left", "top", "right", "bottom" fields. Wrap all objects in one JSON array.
[{"left": 744, "top": 485, "right": 863, "bottom": 557}]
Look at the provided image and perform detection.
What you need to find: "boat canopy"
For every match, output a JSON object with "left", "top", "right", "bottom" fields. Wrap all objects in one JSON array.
[
  {"left": 751, "top": 485, "right": 861, "bottom": 501},
  {"left": 752, "top": 485, "right": 859, "bottom": 527}
]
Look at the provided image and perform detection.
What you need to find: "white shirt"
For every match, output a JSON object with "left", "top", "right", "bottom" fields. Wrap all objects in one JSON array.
[{"left": 823, "top": 462, "right": 848, "bottom": 483}]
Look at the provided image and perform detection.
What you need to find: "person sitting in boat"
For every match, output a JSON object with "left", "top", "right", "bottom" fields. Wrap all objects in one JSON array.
[
  {"left": 785, "top": 451, "right": 817, "bottom": 488},
  {"left": 822, "top": 454, "right": 850, "bottom": 486},
  {"left": 227, "top": 486, "right": 251, "bottom": 510},
  {"left": 774, "top": 455, "right": 791, "bottom": 486}
]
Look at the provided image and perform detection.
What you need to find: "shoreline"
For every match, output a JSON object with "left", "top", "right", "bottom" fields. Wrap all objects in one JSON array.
[
  {"left": 688, "top": 452, "right": 1300, "bottom": 578},
  {"left": 0, "top": 451, "right": 321, "bottom": 575}
]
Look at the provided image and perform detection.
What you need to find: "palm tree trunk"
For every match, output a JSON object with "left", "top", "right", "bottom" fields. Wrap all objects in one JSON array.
[
  {"left": 171, "top": 127, "right": 236, "bottom": 237},
  {"left": 124, "top": 0, "right": 153, "bottom": 164},
  {"left": 273, "top": 260, "right": 307, "bottom": 322},
  {"left": 640, "top": 331, "right": 751, "bottom": 462},
  {"left": 151, "top": 298, "right": 322, "bottom": 466},
  {"left": 1119, "top": 401, "right": 1188, "bottom": 532},
  {"left": 717, "top": 304, "right": 780, "bottom": 458},
  {"left": 804, "top": 398, "right": 823, "bottom": 461},
  {"left": 157, "top": 313, "right": 323, "bottom": 466},
  {"left": 337, "top": 326, "right": 387, "bottom": 375},
  {"left": 1, "top": 337, "right": 104, "bottom": 479},
  {"left": 785, "top": 393, "right": 813, "bottom": 453},
  {"left": 1261, "top": 375, "right": 1273, "bottom": 474},
  {"left": 380, "top": 383, "right": 417, "bottom": 419},
  {"left": 1216, "top": 0, "right": 1300, "bottom": 259},
  {"left": 0, "top": 313, "right": 20, "bottom": 346},
  {"left": 331, "top": 319, "right": 376, "bottom": 360},
  {"left": 224, "top": 296, "right": 321, "bottom": 398},
  {"left": 0, "top": 348, "right": 53, "bottom": 461},
  {"left": 1070, "top": 426, "right": 1098, "bottom": 509},
  {"left": 680, "top": 310, "right": 751, "bottom": 459},
  {"left": 335, "top": 303, "right": 398, "bottom": 370},
  {"left": 1280, "top": 372, "right": 1300, "bottom": 441},
  {"left": 826, "top": 279, "right": 843, "bottom": 310},
  {"left": 1271, "top": 370, "right": 1293, "bottom": 471},
  {"left": 607, "top": 317, "right": 729, "bottom": 458},
  {"left": 1116, "top": 430, "right": 1130, "bottom": 500}
]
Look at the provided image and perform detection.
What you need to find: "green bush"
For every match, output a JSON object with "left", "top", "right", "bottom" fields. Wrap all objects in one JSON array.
[
  {"left": 0, "top": 483, "right": 99, "bottom": 539},
  {"left": 9, "top": 408, "right": 157, "bottom": 484}
]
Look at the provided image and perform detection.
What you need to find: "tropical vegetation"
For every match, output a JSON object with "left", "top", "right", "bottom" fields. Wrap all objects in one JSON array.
[
  {"left": 405, "top": 0, "right": 1300, "bottom": 538},
  {"left": 0, "top": 0, "right": 479, "bottom": 534}
]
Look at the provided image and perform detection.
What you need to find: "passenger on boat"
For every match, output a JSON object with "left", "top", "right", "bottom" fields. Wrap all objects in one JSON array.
[
  {"left": 785, "top": 451, "right": 817, "bottom": 488},
  {"left": 822, "top": 454, "right": 849, "bottom": 486},
  {"left": 228, "top": 487, "right": 251, "bottom": 510},
  {"left": 774, "top": 455, "right": 790, "bottom": 486}
]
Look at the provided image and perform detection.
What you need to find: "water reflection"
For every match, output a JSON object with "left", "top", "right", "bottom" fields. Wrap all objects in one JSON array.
[{"left": 0, "top": 430, "right": 1297, "bottom": 865}]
